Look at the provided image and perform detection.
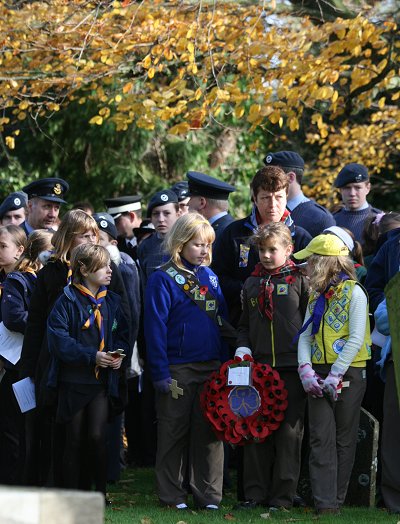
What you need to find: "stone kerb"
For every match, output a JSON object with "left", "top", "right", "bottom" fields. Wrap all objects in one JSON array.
[{"left": 0, "top": 487, "right": 104, "bottom": 524}]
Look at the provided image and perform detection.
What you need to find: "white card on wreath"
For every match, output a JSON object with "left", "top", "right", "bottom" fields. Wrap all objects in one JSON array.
[{"left": 227, "top": 365, "right": 251, "bottom": 386}]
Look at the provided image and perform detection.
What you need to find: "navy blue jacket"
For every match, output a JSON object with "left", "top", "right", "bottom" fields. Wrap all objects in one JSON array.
[
  {"left": 212, "top": 213, "right": 235, "bottom": 243},
  {"left": 212, "top": 209, "right": 312, "bottom": 324},
  {"left": 47, "top": 285, "right": 130, "bottom": 398},
  {"left": 290, "top": 200, "right": 335, "bottom": 238},
  {"left": 144, "top": 261, "right": 229, "bottom": 382},
  {"left": 364, "top": 228, "right": 400, "bottom": 312}
]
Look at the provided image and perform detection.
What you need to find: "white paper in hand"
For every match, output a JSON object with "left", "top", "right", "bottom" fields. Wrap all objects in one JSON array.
[
  {"left": 12, "top": 378, "right": 36, "bottom": 413},
  {"left": 0, "top": 322, "right": 24, "bottom": 365}
]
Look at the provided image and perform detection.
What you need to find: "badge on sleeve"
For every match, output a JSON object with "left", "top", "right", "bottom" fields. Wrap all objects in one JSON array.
[
  {"left": 239, "top": 244, "right": 250, "bottom": 268},
  {"left": 277, "top": 284, "right": 289, "bottom": 295}
]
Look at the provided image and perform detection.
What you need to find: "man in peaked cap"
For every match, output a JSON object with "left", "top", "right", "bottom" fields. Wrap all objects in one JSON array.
[
  {"left": 0, "top": 191, "right": 28, "bottom": 226},
  {"left": 186, "top": 171, "right": 236, "bottom": 242},
  {"left": 104, "top": 195, "right": 142, "bottom": 261},
  {"left": 170, "top": 181, "right": 190, "bottom": 216},
  {"left": 264, "top": 151, "right": 335, "bottom": 237},
  {"left": 333, "top": 163, "right": 381, "bottom": 243},
  {"left": 137, "top": 189, "right": 180, "bottom": 286},
  {"left": 21, "top": 177, "right": 69, "bottom": 234}
]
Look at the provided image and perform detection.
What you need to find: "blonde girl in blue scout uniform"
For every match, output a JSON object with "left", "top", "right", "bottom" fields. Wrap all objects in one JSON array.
[
  {"left": 295, "top": 234, "right": 371, "bottom": 515},
  {"left": 144, "top": 212, "right": 229, "bottom": 511}
]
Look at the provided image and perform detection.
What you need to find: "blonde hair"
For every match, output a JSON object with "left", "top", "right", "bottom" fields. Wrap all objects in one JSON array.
[
  {"left": 164, "top": 212, "right": 215, "bottom": 268},
  {"left": 70, "top": 244, "right": 110, "bottom": 285},
  {"left": 307, "top": 254, "right": 356, "bottom": 294},
  {"left": 251, "top": 222, "right": 293, "bottom": 249},
  {"left": 15, "top": 230, "right": 54, "bottom": 273},
  {"left": 52, "top": 210, "right": 99, "bottom": 263},
  {"left": 0, "top": 225, "right": 27, "bottom": 259}
]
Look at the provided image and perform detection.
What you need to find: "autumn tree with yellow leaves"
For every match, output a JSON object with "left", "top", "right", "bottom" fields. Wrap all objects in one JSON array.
[{"left": 0, "top": 0, "right": 399, "bottom": 208}]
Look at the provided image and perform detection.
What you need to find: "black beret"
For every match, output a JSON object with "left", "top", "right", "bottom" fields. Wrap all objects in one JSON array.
[
  {"left": 263, "top": 151, "right": 304, "bottom": 170},
  {"left": 93, "top": 213, "right": 118, "bottom": 240},
  {"left": 22, "top": 177, "right": 69, "bottom": 204},
  {"left": 0, "top": 191, "right": 27, "bottom": 219},
  {"left": 334, "top": 163, "right": 369, "bottom": 188},
  {"left": 170, "top": 181, "right": 189, "bottom": 202},
  {"left": 186, "top": 171, "right": 236, "bottom": 200},
  {"left": 104, "top": 195, "right": 142, "bottom": 219},
  {"left": 147, "top": 189, "right": 178, "bottom": 217}
]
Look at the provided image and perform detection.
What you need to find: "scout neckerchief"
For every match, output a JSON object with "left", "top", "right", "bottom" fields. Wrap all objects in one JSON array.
[
  {"left": 24, "top": 267, "right": 37, "bottom": 281},
  {"left": 251, "top": 260, "right": 297, "bottom": 321},
  {"left": 295, "top": 272, "right": 350, "bottom": 340},
  {"left": 66, "top": 261, "right": 72, "bottom": 285},
  {"left": 73, "top": 283, "right": 107, "bottom": 378}
]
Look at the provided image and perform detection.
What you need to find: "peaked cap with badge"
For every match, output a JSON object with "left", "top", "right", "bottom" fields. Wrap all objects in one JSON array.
[
  {"left": 22, "top": 177, "right": 69, "bottom": 204},
  {"left": 147, "top": 189, "right": 178, "bottom": 217},
  {"left": 0, "top": 191, "right": 28, "bottom": 220},
  {"left": 334, "top": 163, "right": 369, "bottom": 188},
  {"left": 186, "top": 171, "right": 236, "bottom": 200},
  {"left": 104, "top": 195, "right": 142, "bottom": 220},
  {"left": 263, "top": 151, "right": 305, "bottom": 170}
]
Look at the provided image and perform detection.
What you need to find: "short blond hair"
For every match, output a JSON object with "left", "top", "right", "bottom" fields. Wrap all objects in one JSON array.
[
  {"left": 164, "top": 212, "right": 215, "bottom": 268},
  {"left": 52, "top": 210, "right": 99, "bottom": 263},
  {"left": 70, "top": 243, "right": 110, "bottom": 285},
  {"left": 251, "top": 222, "right": 293, "bottom": 249}
]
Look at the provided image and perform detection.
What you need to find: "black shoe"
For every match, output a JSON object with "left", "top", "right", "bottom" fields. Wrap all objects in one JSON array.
[
  {"left": 234, "top": 499, "right": 260, "bottom": 510},
  {"left": 105, "top": 498, "right": 112, "bottom": 507},
  {"left": 293, "top": 494, "right": 307, "bottom": 508}
]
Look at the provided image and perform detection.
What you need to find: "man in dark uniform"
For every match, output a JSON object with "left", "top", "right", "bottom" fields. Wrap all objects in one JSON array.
[
  {"left": 212, "top": 165, "right": 312, "bottom": 326},
  {"left": 186, "top": 171, "right": 236, "bottom": 242},
  {"left": 333, "top": 163, "right": 381, "bottom": 244},
  {"left": 264, "top": 151, "right": 335, "bottom": 238},
  {"left": 104, "top": 195, "right": 142, "bottom": 261},
  {"left": 21, "top": 178, "right": 69, "bottom": 234},
  {"left": 0, "top": 191, "right": 28, "bottom": 226}
]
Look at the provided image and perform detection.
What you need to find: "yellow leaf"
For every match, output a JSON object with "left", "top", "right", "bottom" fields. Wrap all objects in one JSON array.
[
  {"left": 17, "top": 112, "right": 27, "bottom": 121},
  {"left": 142, "top": 55, "right": 151, "bottom": 69},
  {"left": 89, "top": 115, "right": 103, "bottom": 125},
  {"left": 187, "top": 41, "right": 194, "bottom": 54},
  {"left": 168, "top": 122, "right": 190, "bottom": 135},
  {"left": 5, "top": 136, "right": 15, "bottom": 149},
  {"left": 122, "top": 83, "right": 133, "bottom": 94},
  {"left": 99, "top": 107, "right": 110, "bottom": 118},
  {"left": 115, "top": 94, "right": 122, "bottom": 103},
  {"left": 378, "top": 97, "right": 385, "bottom": 109},
  {"left": 216, "top": 89, "right": 230, "bottom": 102},
  {"left": 289, "top": 117, "right": 299, "bottom": 131},
  {"left": 269, "top": 111, "right": 280, "bottom": 124},
  {"left": 194, "top": 88, "right": 202, "bottom": 100},
  {"left": 234, "top": 106, "right": 245, "bottom": 118},
  {"left": 148, "top": 67, "right": 155, "bottom": 79},
  {"left": 392, "top": 92, "right": 400, "bottom": 101}
]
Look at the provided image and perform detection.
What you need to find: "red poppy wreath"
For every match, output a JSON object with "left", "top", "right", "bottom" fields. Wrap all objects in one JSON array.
[{"left": 200, "top": 355, "right": 288, "bottom": 445}]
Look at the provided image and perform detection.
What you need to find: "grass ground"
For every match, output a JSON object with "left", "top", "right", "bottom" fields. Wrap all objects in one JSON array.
[{"left": 104, "top": 468, "right": 397, "bottom": 524}]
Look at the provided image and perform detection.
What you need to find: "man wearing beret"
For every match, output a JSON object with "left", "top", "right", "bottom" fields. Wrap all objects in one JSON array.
[
  {"left": 264, "top": 151, "right": 335, "bottom": 237},
  {"left": 137, "top": 189, "right": 180, "bottom": 286},
  {"left": 104, "top": 195, "right": 142, "bottom": 261},
  {"left": 20, "top": 177, "right": 69, "bottom": 234},
  {"left": 213, "top": 166, "right": 311, "bottom": 326},
  {"left": 0, "top": 191, "right": 27, "bottom": 226},
  {"left": 186, "top": 171, "right": 236, "bottom": 242},
  {"left": 170, "top": 181, "right": 191, "bottom": 216},
  {"left": 333, "top": 163, "right": 381, "bottom": 243}
]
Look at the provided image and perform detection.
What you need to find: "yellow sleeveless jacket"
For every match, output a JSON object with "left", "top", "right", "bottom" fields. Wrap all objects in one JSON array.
[{"left": 308, "top": 280, "right": 371, "bottom": 367}]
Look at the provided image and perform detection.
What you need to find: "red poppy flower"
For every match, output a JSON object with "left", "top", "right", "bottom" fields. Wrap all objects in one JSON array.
[
  {"left": 249, "top": 419, "right": 270, "bottom": 440},
  {"left": 325, "top": 288, "right": 335, "bottom": 299},
  {"left": 199, "top": 285, "right": 208, "bottom": 295},
  {"left": 285, "top": 275, "right": 296, "bottom": 285}
]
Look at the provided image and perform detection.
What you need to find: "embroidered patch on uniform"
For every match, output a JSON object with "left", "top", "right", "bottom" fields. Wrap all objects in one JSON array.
[
  {"left": 206, "top": 300, "right": 216, "bottom": 311},
  {"left": 239, "top": 244, "right": 250, "bottom": 268},
  {"left": 277, "top": 284, "right": 289, "bottom": 295},
  {"left": 112, "top": 319, "right": 118, "bottom": 332},
  {"left": 332, "top": 338, "right": 346, "bottom": 354},
  {"left": 183, "top": 284, "right": 190, "bottom": 290},
  {"left": 209, "top": 275, "right": 218, "bottom": 289},
  {"left": 166, "top": 267, "right": 178, "bottom": 277},
  {"left": 250, "top": 298, "right": 257, "bottom": 308},
  {"left": 194, "top": 290, "right": 206, "bottom": 301},
  {"left": 175, "top": 274, "right": 186, "bottom": 285}
]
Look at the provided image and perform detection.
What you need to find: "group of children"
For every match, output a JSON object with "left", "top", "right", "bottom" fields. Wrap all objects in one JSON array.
[{"left": 0, "top": 205, "right": 395, "bottom": 515}]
